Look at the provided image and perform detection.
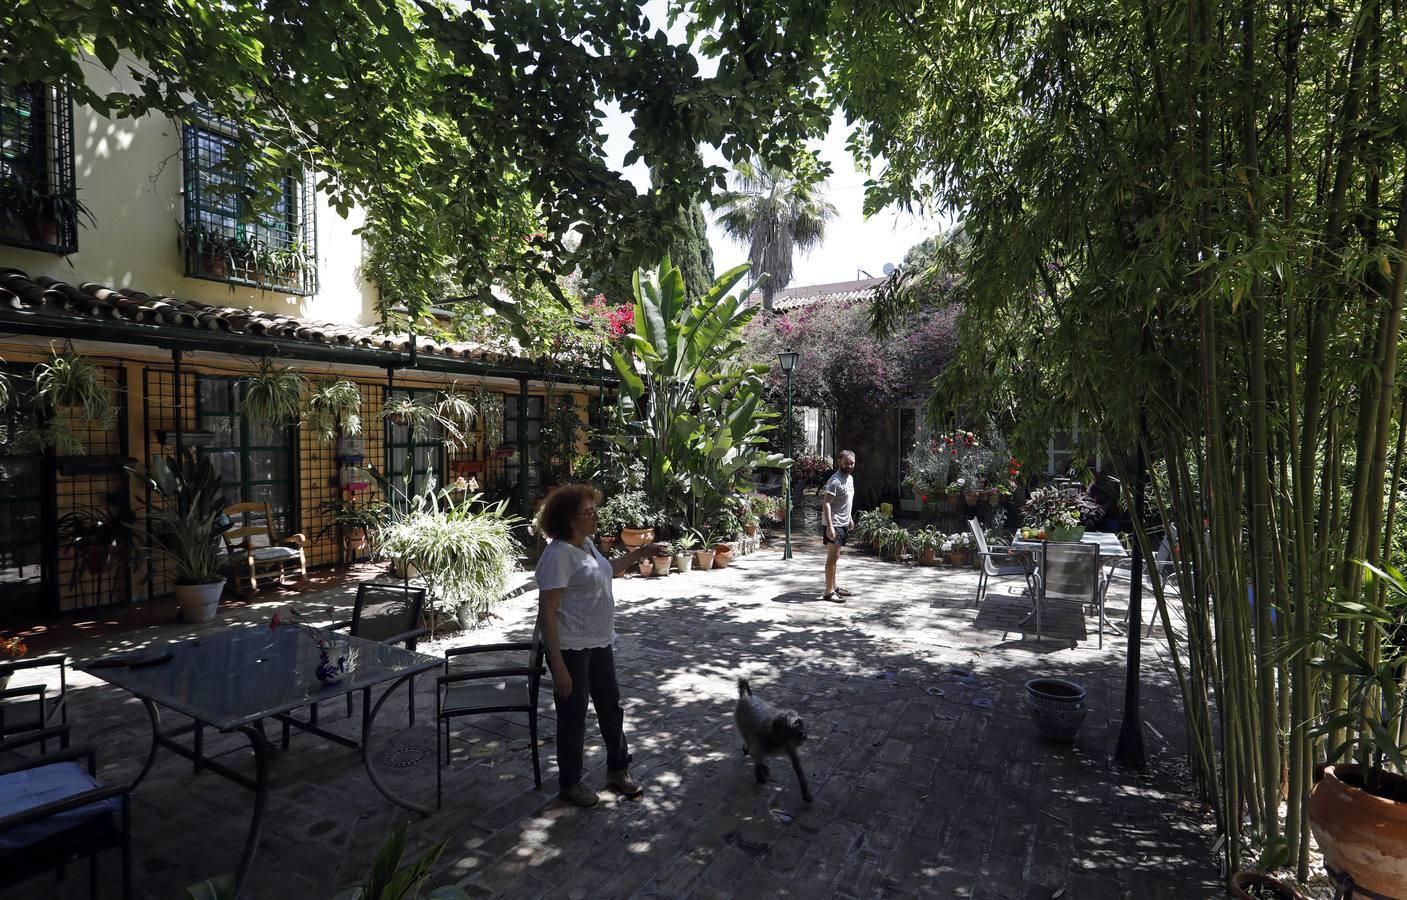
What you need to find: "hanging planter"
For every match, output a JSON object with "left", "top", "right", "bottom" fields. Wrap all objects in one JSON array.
[
  {"left": 30, "top": 348, "right": 118, "bottom": 454},
  {"left": 305, "top": 380, "right": 362, "bottom": 443},
  {"left": 240, "top": 358, "right": 306, "bottom": 427}
]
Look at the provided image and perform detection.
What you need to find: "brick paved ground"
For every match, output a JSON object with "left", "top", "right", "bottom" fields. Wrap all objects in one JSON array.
[{"left": 6, "top": 516, "right": 1225, "bottom": 899}]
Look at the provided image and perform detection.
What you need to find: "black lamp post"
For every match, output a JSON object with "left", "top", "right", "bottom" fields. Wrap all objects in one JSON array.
[{"left": 778, "top": 348, "right": 799, "bottom": 560}]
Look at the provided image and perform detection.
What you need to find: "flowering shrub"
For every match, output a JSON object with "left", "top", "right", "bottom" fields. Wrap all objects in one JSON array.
[
  {"left": 793, "top": 454, "right": 834, "bottom": 483},
  {"left": 1, "top": 636, "right": 27, "bottom": 659},
  {"left": 904, "top": 430, "right": 1020, "bottom": 497}
]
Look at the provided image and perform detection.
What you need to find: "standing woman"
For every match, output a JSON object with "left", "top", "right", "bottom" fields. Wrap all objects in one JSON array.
[{"left": 535, "top": 484, "right": 664, "bottom": 807}]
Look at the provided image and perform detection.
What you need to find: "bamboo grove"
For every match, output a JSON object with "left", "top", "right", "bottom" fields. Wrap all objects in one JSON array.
[{"left": 820, "top": 0, "right": 1407, "bottom": 880}]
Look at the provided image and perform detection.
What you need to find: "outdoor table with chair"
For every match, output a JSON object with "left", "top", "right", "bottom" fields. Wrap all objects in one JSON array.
[
  {"left": 1009, "top": 532, "right": 1130, "bottom": 648},
  {"left": 75, "top": 622, "right": 440, "bottom": 897}
]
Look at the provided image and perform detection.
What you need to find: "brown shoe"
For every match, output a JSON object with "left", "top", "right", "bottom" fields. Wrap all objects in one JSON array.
[
  {"left": 606, "top": 768, "right": 644, "bottom": 798},
  {"left": 822, "top": 592, "right": 845, "bottom": 603},
  {"left": 560, "top": 783, "right": 599, "bottom": 808}
]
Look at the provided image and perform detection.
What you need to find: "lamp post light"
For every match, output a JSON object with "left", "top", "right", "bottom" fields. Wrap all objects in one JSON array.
[{"left": 778, "top": 348, "right": 799, "bottom": 560}]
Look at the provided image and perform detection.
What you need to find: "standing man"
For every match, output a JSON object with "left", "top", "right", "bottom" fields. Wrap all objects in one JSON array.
[{"left": 821, "top": 450, "right": 857, "bottom": 602}]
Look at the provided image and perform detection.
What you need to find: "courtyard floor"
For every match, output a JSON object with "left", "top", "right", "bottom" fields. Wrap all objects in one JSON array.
[{"left": 5, "top": 524, "right": 1227, "bottom": 899}]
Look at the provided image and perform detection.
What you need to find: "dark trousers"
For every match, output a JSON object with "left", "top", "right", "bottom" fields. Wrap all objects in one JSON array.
[{"left": 553, "top": 645, "right": 632, "bottom": 790}]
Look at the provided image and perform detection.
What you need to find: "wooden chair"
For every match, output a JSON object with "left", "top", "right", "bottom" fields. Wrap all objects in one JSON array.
[{"left": 219, "top": 502, "right": 307, "bottom": 595}]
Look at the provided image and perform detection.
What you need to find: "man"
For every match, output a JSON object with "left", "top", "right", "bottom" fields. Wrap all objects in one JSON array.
[{"left": 820, "top": 450, "right": 857, "bottom": 602}]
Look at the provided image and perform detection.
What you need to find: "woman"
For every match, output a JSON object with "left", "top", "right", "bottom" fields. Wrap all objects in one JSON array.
[{"left": 535, "top": 483, "right": 664, "bottom": 807}]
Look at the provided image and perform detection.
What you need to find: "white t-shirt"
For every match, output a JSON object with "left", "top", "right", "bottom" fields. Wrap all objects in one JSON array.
[
  {"left": 534, "top": 537, "right": 615, "bottom": 650},
  {"left": 822, "top": 471, "right": 854, "bottom": 529}
]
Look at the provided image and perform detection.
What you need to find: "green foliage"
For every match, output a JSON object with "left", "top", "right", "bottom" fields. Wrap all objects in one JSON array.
[
  {"left": 713, "top": 158, "right": 836, "bottom": 309},
  {"left": 376, "top": 488, "right": 522, "bottom": 629},
  {"left": 239, "top": 358, "right": 306, "bottom": 427},
  {"left": 306, "top": 380, "right": 363, "bottom": 444},
  {"left": 26, "top": 348, "right": 118, "bottom": 453},
  {"left": 607, "top": 257, "right": 788, "bottom": 536},
  {"left": 669, "top": 198, "right": 716, "bottom": 301},
  {"left": 4, "top": 1, "right": 833, "bottom": 327},
  {"left": 597, "top": 490, "right": 658, "bottom": 532},
  {"left": 129, "top": 451, "right": 233, "bottom": 586}
]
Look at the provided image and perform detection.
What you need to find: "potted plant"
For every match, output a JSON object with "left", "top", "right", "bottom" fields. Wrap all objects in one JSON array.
[
  {"left": 610, "top": 491, "right": 659, "bottom": 548},
  {"left": 608, "top": 545, "right": 628, "bottom": 578},
  {"left": 1025, "top": 677, "right": 1087, "bottom": 742},
  {"left": 318, "top": 492, "right": 388, "bottom": 554},
  {"left": 672, "top": 533, "right": 700, "bottom": 573},
  {"left": 1021, "top": 487, "right": 1103, "bottom": 543},
  {"left": 30, "top": 347, "right": 118, "bottom": 454},
  {"left": 915, "top": 526, "right": 943, "bottom": 566},
  {"left": 238, "top": 357, "right": 306, "bottom": 428},
  {"left": 0, "top": 636, "right": 27, "bottom": 689},
  {"left": 1306, "top": 561, "right": 1407, "bottom": 897},
  {"left": 129, "top": 450, "right": 233, "bottom": 623},
  {"left": 944, "top": 531, "right": 974, "bottom": 566},
  {"left": 709, "top": 508, "right": 743, "bottom": 567},
  {"left": 636, "top": 555, "right": 654, "bottom": 577},
  {"left": 56, "top": 505, "right": 137, "bottom": 590},
  {"left": 650, "top": 544, "right": 673, "bottom": 576},
  {"left": 595, "top": 495, "right": 625, "bottom": 552},
  {"left": 693, "top": 543, "right": 716, "bottom": 571},
  {"left": 305, "top": 380, "right": 362, "bottom": 444}
]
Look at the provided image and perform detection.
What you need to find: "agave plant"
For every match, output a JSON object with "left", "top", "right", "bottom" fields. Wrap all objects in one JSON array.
[
  {"left": 240, "top": 358, "right": 306, "bottom": 427},
  {"left": 305, "top": 379, "right": 362, "bottom": 443}
]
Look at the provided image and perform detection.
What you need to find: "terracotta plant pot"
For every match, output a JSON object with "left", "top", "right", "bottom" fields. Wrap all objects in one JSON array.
[
  {"left": 1308, "top": 764, "right": 1407, "bottom": 897},
  {"left": 636, "top": 559, "right": 653, "bottom": 577},
  {"left": 919, "top": 548, "right": 938, "bottom": 567},
  {"left": 1229, "top": 872, "right": 1305, "bottom": 900},
  {"left": 620, "top": 527, "right": 655, "bottom": 548},
  {"left": 673, "top": 552, "right": 694, "bottom": 573},
  {"left": 1024, "top": 678, "right": 1087, "bottom": 742},
  {"left": 744, "top": 524, "right": 758, "bottom": 537},
  {"left": 946, "top": 551, "right": 970, "bottom": 567},
  {"left": 651, "top": 555, "right": 672, "bottom": 576},
  {"left": 713, "top": 545, "right": 734, "bottom": 568},
  {"left": 693, "top": 549, "right": 715, "bottom": 570},
  {"left": 964, "top": 491, "right": 979, "bottom": 506}
]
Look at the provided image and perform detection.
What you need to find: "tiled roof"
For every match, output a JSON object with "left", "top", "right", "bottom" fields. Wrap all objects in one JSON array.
[
  {"left": 0, "top": 268, "right": 521, "bottom": 365},
  {"left": 749, "top": 276, "right": 883, "bottom": 311}
]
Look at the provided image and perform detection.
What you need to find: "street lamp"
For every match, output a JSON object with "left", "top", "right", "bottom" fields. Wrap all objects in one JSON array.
[{"left": 778, "top": 348, "right": 799, "bottom": 560}]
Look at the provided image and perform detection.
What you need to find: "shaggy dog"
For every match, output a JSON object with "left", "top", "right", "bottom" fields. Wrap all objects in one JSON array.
[{"left": 734, "top": 677, "right": 813, "bottom": 802}]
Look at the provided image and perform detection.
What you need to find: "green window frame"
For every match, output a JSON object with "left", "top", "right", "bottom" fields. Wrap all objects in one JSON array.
[
  {"left": 181, "top": 108, "right": 318, "bottom": 295},
  {"left": 196, "top": 376, "right": 296, "bottom": 534},
  {"left": 385, "top": 388, "right": 445, "bottom": 500},
  {"left": 504, "top": 394, "right": 544, "bottom": 495},
  {"left": 0, "top": 80, "right": 80, "bottom": 254}
]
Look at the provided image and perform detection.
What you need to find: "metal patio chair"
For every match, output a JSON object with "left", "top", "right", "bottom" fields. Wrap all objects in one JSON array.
[
  {"left": 968, "top": 518, "right": 1030, "bottom": 607},
  {"left": 328, "top": 583, "right": 429, "bottom": 724},
  {"left": 0, "top": 654, "right": 69, "bottom": 752},
  {"left": 1034, "top": 540, "right": 1105, "bottom": 648}
]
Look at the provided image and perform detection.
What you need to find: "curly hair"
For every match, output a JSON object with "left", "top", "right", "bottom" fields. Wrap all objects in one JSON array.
[{"left": 537, "top": 483, "right": 601, "bottom": 541}]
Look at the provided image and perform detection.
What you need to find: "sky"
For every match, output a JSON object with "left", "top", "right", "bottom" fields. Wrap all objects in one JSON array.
[{"left": 597, "top": 4, "right": 949, "bottom": 288}]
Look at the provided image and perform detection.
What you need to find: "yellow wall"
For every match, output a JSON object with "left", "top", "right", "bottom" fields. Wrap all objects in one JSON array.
[{"left": 0, "top": 53, "right": 378, "bottom": 326}]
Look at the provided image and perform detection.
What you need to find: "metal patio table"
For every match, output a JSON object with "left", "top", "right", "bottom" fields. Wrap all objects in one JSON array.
[{"left": 78, "top": 625, "right": 440, "bottom": 896}]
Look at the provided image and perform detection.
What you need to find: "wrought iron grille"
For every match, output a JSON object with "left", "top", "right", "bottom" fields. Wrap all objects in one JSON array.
[
  {"left": 181, "top": 108, "right": 318, "bottom": 294},
  {"left": 0, "top": 81, "right": 79, "bottom": 254}
]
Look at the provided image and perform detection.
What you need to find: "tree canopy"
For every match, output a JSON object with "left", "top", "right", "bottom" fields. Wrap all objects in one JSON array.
[{"left": 2, "top": 0, "right": 830, "bottom": 328}]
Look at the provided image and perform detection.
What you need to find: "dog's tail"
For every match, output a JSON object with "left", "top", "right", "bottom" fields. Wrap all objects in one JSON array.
[{"left": 737, "top": 677, "right": 751, "bottom": 698}]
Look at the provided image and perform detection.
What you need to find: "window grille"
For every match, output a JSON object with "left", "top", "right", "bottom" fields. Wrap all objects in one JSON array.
[
  {"left": 0, "top": 81, "right": 79, "bottom": 254},
  {"left": 181, "top": 108, "right": 318, "bottom": 294},
  {"left": 195, "top": 376, "right": 297, "bottom": 534}
]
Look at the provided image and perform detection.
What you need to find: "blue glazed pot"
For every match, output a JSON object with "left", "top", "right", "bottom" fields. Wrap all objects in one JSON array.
[
  {"left": 1025, "top": 678, "right": 1087, "bottom": 742},
  {"left": 316, "top": 646, "right": 348, "bottom": 685}
]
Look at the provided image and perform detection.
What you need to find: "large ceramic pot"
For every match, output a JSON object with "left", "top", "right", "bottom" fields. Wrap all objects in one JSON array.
[
  {"left": 1308, "top": 765, "right": 1407, "bottom": 898},
  {"left": 1024, "top": 678, "right": 1087, "bottom": 742},
  {"left": 712, "top": 544, "right": 734, "bottom": 568},
  {"left": 620, "top": 527, "right": 655, "bottom": 548},
  {"left": 1229, "top": 872, "right": 1304, "bottom": 900},
  {"left": 175, "top": 580, "right": 225, "bottom": 624}
]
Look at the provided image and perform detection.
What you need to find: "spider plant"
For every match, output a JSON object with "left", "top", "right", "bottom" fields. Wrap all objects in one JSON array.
[
  {"left": 34, "top": 348, "right": 116, "bottom": 425},
  {"left": 475, "top": 386, "right": 505, "bottom": 449},
  {"left": 305, "top": 379, "right": 362, "bottom": 443},
  {"left": 239, "top": 358, "right": 306, "bottom": 427},
  {"left": 380, "top": 394, "right": 466, "bottom": 446},
  {"left": 438, "top": 386, "right": 481, "bottom": 437}
]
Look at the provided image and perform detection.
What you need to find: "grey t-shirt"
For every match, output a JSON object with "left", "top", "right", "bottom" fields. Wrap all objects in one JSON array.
[{"left": 822, "top": 471, "right": 854, "bottom": 529}]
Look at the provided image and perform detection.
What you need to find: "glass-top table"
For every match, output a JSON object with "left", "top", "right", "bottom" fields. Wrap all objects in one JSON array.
[
  {"left": 79, "top": 625, "right": 440, "bottom": 897},
  {"left": 1008, "top": 533, "right": 1131, "bottom": 647}
]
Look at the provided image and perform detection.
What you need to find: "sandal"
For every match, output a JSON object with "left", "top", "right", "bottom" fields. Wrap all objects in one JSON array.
[{"left": 834, "top": 587, "right": 854, "bottom": 597}]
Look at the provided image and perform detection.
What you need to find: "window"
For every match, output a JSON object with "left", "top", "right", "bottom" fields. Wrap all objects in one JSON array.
[
  {"left": 1047, "top": 417, "right": 1102, "bottom": 476},
  {"left": 504, "top": 394, "right": 544, "bottom": 497},
  {"left": 0, "top": 81, "right": 80, "bottom": 254},
  {"left": 385, "top": 389, "right": 445, "bottom": 500},
  {"left": 181, "top": 108, "right": 317, "bottom": 294},
  {"left": 196, "top": 377, "right": 296, "bottom": 533}
]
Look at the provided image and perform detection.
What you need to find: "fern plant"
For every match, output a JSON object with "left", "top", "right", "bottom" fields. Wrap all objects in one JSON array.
[
  {"left": 239, "top": 358, "right": 306, "bottom": 427},
  {"left": 30, "top": 348, "right": 118, "bottom": 453},
  {"left": 305, "top": 379, "right": 362, "bottom": 443}
]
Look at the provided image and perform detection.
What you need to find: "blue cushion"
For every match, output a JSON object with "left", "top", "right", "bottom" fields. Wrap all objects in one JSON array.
[{"left": 0, "top": 761, "right": 118, "bottom": 850}]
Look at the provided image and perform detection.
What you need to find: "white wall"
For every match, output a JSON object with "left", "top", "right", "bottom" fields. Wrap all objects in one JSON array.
[{"left": 0, "top": 54, "right": 379, "bottom": 326}]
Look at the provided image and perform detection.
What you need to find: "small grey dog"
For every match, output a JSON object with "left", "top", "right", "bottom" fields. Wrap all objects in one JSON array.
[{"left": 734, "top": 677, "right": 813, "bottom": 802}]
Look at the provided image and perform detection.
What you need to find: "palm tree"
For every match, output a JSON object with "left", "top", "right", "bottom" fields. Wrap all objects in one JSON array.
[{"left": 713, "top": 160, "right": 837, "bottom": 310}]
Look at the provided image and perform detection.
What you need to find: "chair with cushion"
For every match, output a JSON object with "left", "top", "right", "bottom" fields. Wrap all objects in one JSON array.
[
  {"left": 328, "top": 583, "right": 428, "bottom": 724},
  {"left": 1, "top": 654, "right": 69, "bottom": 751},
  {"left": 435, "top": 631, "right": 546, "bottom": 808},
  {"left": 968, "top": 518, "right": 1031, "bottom": 607},
  {"left": 1034, "top": 541, "right": 1105, "bottom": 648},
  {"left": 219, "top": 502, "right": 308, "bottom": 594},
  {"left": 0, "top": 726, "right": 132, "bottom": 899}
]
